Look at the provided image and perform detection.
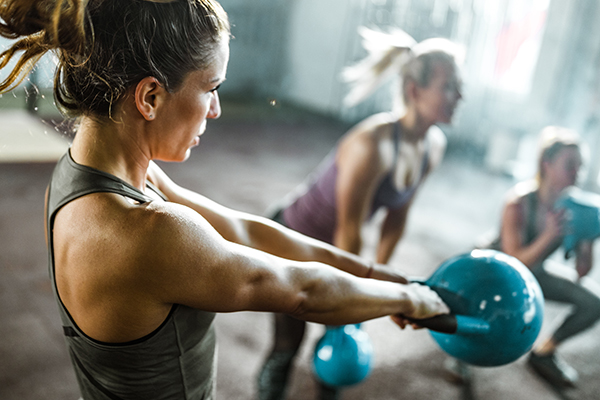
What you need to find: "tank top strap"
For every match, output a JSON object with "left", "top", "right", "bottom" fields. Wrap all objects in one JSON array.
[
  {"left": 419, "top": 139, "right": 431, "bottom": 176},
  {"left": 390, "top": 122, "right": 429, "bottom": 181},
  {"left": 47, "top": 150, "right": 155, "bottom": 219},
  {"left": 391, "top": 121, "right": 401, "bottom": 170},
  {"left": 524, "top": 191, "right": 539, "bottom": 244}
]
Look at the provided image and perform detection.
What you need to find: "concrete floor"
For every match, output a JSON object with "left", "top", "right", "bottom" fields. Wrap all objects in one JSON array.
[{"left": 1, "top": 101, "right": 599, "bottom": 399}]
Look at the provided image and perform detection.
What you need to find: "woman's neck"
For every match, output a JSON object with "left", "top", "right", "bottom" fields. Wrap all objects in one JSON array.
[
  {"left": 537, "top": 179, "right": 562, "bottom": 209},
  {"left": 398, "top": 109, "right": 431, "bottom": 143},
  {"left": 70, "top": 116, "right": 151, "bottom": 191}
]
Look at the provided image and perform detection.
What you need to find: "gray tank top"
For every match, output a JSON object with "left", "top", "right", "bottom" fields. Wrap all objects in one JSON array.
[
  {"left": 486, "top": 189, "right": 560, "bottom": 271},
  {"left": 46, "top": 150, "right": 217, "bottom": 400}
]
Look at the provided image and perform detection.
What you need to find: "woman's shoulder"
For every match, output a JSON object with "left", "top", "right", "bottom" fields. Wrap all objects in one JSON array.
[
  {"left": 340, "top": 113, "right": 392, "bottom": 149},
  {"left": 338, "top": 113, "right": 396, "bottom": 172},
  {"left": 425, "top": 125, "right": 447, "bottom": 148},
  {"left": 424, "top": 125, "right": 447, "bottom": 169},
  {"left": 349, "top": 112, "right": 396, "bottom": 137},
  {"left": 505, "top": 180, "right": 538, "bottom": 206},
  {"left": 52, "top": 192, "right": 174, "bottom": 283},
  {"left": 61, "top": 190, "right": 195, "bottom": 256}
]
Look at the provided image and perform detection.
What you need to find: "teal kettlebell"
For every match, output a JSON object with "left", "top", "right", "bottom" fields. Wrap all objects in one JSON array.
[
  {"left": 409, "top": 249, "right": 544, "bottom": 366},
  {"left": 313, "top": 324, "right": 373, "bottom": 387},
  {"left": 555, "top": 187, "right": 600, "bottom": 258}
]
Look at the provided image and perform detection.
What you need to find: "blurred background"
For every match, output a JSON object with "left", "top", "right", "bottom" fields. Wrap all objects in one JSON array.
[
  {"left": 1, "top": 0, "right": 600, "bottom": 399},
  {"left": 4, "top": 0, "right": 600, "bottom": 183}
]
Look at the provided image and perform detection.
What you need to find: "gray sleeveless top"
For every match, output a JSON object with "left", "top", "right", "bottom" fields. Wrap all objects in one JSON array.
[
  {"left": 486, "top": 189, "right": 560, "bottom": 271},
  {"left": 46, "top": 150, "right": 217, "bottom": 400}
]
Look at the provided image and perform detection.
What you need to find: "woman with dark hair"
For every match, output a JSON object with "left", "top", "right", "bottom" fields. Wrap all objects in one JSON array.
[
  {"left": 0, "top": 1, "right": 448, "bottom": 399},
  {"left": 257, "top": 27, "right": 463, "bottom": 400}
]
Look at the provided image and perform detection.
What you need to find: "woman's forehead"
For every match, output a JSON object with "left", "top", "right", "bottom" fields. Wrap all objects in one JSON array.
[
  {"left": 428, "top": 61, "right": 459, "bottom": 85},
  {"left": 555, "top": 146, "right": 582, "bottom": 162}
]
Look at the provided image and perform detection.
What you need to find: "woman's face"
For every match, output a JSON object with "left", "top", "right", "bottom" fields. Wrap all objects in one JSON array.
[
  {"left": 153, "top": 39, "right": 230, "bottom": 162},
  {"left": 543, "top": 146, "right": 582, "bottom": 191},
  {"left": 412, "top": 60, "right": 462, "bottom": 125}
]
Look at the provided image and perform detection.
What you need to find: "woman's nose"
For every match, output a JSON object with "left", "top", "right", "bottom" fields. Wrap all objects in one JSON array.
[
  {"left": 207, "top": 91, "right": 221, "bottom": 119},
  {"left": 454, "top": 86, "right": 463, "bottom": 101}
]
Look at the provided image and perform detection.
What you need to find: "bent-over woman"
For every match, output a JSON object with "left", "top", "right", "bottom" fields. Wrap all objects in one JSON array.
[{"left": 257, "top": 27, "right": 463, "bottom": 400}]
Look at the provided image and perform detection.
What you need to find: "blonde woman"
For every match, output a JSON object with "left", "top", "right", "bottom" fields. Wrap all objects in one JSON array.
[
  {"left": 258, "top": 27, "right": 463, "bottom": 400},
  {"left": 0, "top": 1, "right": 450, "bottom": 399}
]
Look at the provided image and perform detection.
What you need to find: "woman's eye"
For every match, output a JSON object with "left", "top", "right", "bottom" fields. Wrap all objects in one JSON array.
[{"left": 209, "top": 84, "right": 221, "bottom": 93}]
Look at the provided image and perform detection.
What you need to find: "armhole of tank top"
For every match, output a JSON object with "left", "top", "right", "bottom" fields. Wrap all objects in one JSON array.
[
  {"left": 49, "top": 186, "right": 177, "bottom": 347},
  {"left": 59, "top": 282, "right": 179, "bottom": 348},
  {"left": 382, "top": 121, "right": 401, "bottom": 190},
  {"left": 392, "top": 121, "right": 401, "bottom": 170},
  {"left": 524, "top": 191, "right": 538, "bottom": 242},
  {"left": 389, "top": 122, "right": 430, "bottom": 189},
  {"left": 420, "top": 145, "right": 431, "bottom": 178}
]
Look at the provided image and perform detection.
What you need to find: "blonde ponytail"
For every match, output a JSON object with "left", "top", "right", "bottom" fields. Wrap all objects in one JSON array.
[
  {"left": 342, "top": 27, "right": 463, "bottom": 109},
  {"left": 342, "top": 27, "right": 415, "bottom": 107}
]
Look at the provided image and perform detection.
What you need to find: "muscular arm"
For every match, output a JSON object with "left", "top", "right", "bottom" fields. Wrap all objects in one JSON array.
[
  {"left": 331, "top": 121, "right": 411, "bottom": 282},
  {"left": 142, "top": 201, "right": 447, "bottom": 324},
  {"left": 147, "top": 162, "right": 393, "bottom": 281},
  {"left": 375, "top": 126, "right": 445, "bottom": 265},
  {"left": 333, "top": 122, "right": 389, "bottom": 255},
  {"left": 376, "top": 201, "right": 411, "bottom": 264}
]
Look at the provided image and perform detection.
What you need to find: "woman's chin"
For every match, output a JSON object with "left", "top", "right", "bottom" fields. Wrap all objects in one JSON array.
[{"left": 181, "top": 149, "right": 192, "bottom": 162}]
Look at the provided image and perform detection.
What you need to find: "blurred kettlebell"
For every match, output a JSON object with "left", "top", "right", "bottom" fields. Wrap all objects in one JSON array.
[
  {"left": 555, "top": 186, "right": 600, "bottom": 258},
  {"left": 409, "top": 249, "right": 544, "bottom": 367},
  {"left": 313, "top": 323, "right": 373, "bottom": 387}
]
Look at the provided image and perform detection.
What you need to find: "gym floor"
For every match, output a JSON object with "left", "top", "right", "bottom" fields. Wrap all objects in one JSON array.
[{"left": 1, "top": 100, "right": 599, "bottom": 400}]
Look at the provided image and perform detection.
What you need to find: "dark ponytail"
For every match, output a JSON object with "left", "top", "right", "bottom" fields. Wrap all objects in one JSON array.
[
  {"left": 0, "top": 0, "right": 88, "bottom": 92},
  {"left": 0, "top": 0, "right": 230, "bottom": 117}
]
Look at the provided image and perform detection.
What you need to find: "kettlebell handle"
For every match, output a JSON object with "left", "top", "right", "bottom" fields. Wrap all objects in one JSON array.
[
  {"left": 407, "top": 314, "right": 490, "bottom": 335},
  {"left": 406, "top": 314, "right": 457, "bottom": 333},
  {"left": 408, "top": 277, "right": 490, "bottom": 335}
]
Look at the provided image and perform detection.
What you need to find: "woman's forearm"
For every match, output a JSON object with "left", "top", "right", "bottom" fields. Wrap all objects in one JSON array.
[
  {"left": 575, "top": 241, "right": 593, "bottom": 278},
  {"left": 376, "top": 221, "right": 405, "bottom": 265},
  {"left": 278, "top": 260, "right": 447, "bottom": 324},
  {"left": 503, "top": 229, "right": 558, "bottom": 268},
  {"left": 245, "top": 216, "right": 372, "bottom": 277}
]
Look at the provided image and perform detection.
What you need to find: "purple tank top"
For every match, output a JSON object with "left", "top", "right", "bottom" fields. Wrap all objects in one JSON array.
[{"left": 282, "top": 123, "right": 429, "bottom": 244}]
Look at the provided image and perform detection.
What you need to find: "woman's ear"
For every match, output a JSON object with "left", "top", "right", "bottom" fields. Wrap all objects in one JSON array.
[
  {"left": 134, "top": 77, "right": 164, "bottom": 121},
  {"left": 540, "top": 159, "right": 551, "bottom": 179},
  {"left": 405, "top": 79, "right": 419, "bottom": 104}
]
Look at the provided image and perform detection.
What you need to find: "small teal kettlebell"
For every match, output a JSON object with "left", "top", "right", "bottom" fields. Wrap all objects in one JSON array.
[{"left": 313, "top": 324, "right": 373, "bottom": 387}]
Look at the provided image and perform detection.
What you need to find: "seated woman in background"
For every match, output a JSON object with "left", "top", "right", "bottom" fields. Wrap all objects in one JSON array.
[
  {"left": 257, "top": 27, "right": 463, "bottom": 400},
  {"left": 489, "top": 126, "right": 600, "bottom": 388}
]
